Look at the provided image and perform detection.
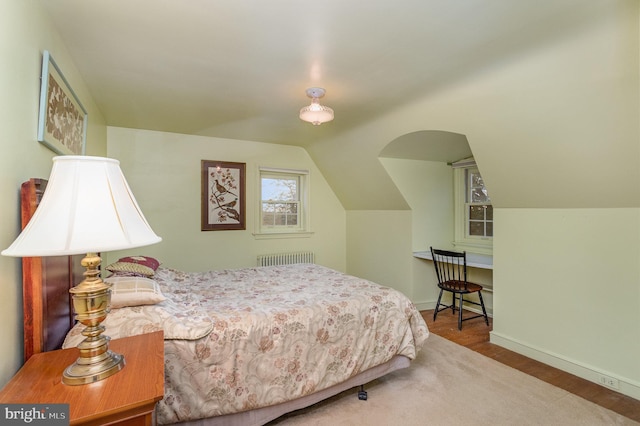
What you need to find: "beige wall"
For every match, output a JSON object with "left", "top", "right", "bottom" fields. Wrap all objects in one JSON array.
[
  {"left": 378, "top": 158, "right": 453, "bottom": 252},
  {"left": 323, "top": 1, "right": 640, "bottom": 399},
  {"left": 346, "top": 210, "right": 413, "bottom": 297},
  {"left": 0, "top": 0, "right": 107, "bottom": 386},
  {"left": 106, "top": 127, "right": 346, "bottom": 273},
  {"left": 378, "top": 158, "right": 453, "bottom": 309},
  {"left": 493, "top": 209, "right": 640, "bottom": 398}
]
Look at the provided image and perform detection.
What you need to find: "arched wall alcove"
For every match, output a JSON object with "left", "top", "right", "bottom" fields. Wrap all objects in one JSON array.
[
  {"left": 377, "top": 129, "right": 494, "bottom": 315},
  {"left": 378, "top": 129, "right": 472, "bottom": 252},
  {"left": 379, "top": 130, "right": 472, "bottom": 163}
]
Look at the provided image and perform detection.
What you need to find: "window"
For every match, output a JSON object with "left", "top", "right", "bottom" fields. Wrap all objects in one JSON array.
[
  {"left": 453, "top": 158, "right": 492, "bottom": 254},
  {"left": 467, "top": 169, "right": 493, "bottom": 238},
  {"left": 256, "top": 167, "right": 310, "bottom": 237}
]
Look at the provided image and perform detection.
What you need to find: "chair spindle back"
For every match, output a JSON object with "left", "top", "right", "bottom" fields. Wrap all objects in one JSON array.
[{"left": 430, "top": 247, "right": 468, "bottom": 289}]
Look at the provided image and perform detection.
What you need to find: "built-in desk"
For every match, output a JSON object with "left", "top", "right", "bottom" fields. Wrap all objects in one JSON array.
[
  {"left": 414, "top": 250, "right": 494, "bottom": 313},
  {"left": 414, "top": 249, "right": 494, "bottom": 315},
  {"left": 413, "top": 251, "right": 493, "bottom": 269}
]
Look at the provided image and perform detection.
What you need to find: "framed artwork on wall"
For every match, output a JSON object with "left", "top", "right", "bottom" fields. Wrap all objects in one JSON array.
[
  {"left": 37, "top": 50, "right": 88, "bottom": 155},
  {"left": 201, "top": 160, "right": 246, "bottom": 231}
]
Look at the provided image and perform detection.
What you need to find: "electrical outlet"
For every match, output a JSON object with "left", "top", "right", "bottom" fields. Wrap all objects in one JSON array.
[{"left": 598, "top": 374, "right": 619, "bottom": 390}]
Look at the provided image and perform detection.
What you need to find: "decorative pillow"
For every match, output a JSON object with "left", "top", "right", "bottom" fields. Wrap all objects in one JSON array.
[
  {"left": 105, "top": 276, "right": 166, "bottom": 309},
  {"left": 106, "top": 256, "right": 160, "bottom": 277}
]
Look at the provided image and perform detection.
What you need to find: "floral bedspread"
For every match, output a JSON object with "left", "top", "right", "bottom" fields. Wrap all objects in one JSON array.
[{"left": 64, "top": 264, "right": 429, "bottom": 424}]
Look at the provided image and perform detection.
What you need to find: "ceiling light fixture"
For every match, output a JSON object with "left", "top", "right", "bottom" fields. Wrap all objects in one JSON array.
[{"left": 299, "top": 87, "right": 334, "bottom": 125}]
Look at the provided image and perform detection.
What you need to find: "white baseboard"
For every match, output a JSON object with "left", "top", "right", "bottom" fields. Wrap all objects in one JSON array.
[
  {"left": 490, "top": 331, "right": 640, "bottom": 401},
  {"left": 459, "top": 304, "right": 494, "bottom": 318},
  {"left": 413, "top": 301, "right": 435, "bottom": 311}
]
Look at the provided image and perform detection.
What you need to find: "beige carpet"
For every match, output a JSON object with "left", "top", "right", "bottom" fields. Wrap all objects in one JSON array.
[{"left": 270, "top": 334, "right": 638, "bottom": 426}]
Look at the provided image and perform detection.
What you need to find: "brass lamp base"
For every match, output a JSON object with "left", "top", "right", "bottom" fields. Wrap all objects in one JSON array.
[
  {"left": 63, "top": 349, "right": 124, "bottom": 385},
  {"left": 63, "top": 252, "right": 125, "bottom": 386}
]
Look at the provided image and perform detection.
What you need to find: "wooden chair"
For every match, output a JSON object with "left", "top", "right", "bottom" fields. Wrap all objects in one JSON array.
[{"left": 430, "top": 247, "right": 489, "bottom": 330}]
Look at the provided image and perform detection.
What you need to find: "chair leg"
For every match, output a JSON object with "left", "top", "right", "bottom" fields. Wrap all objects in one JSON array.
[
  {"left": 457, "top": 294, "right": 463, "bottom": 330},
  {"left": 478, "top": 291, "right": 489, "bottom": 326},
  {"left": 433, "top": 289, "right": 444, "bottom": 321},
  {"left": 450, "top": 291, "right": 456, "bottom": 314}
]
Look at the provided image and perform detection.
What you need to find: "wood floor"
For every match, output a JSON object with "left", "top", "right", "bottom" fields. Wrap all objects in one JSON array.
[{"left": 421, "top": 309, "right": 640, "bottom": 423}]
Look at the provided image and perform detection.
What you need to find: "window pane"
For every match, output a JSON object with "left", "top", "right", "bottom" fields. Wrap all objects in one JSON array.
[
  {"left": 469, "top": 221, "right": 485, "bottom": 236},
  {"left": 486, "top": 205, "right": 493, "bottom": 220},
  {"left": 262, "top": 177, "right": 298, "bottom": 201},
  {"left": 468, "top": 170, "right": 491, "bottom": 203},
  {"left": 262, "top": 212, "right": 274, "bottom": 225},
  {"left": 486, "top": 222, "right": 493, "bottom": 237},
  {"left": 469, "top": 205, "right": 485, "bottom": 220},
  {"left": 274, "top": 213, "right": 286, "bottom": 225},
  {"left": 262, "top": 202, "right": 274, "bottom": 213},
  {"left": 471, "top": 188, "right": 490, "bottom": 203},
  {"left": 470, "top": 172, "right": 484, "bottom": 187}
]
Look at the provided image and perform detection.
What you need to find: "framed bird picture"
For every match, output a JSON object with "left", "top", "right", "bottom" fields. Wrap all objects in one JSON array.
[
  {"left": 37, "top": 50, "right": 88, "bottom": 155},
  {"left": 201, "top": 160, "right": 246, "bottom": 231}
]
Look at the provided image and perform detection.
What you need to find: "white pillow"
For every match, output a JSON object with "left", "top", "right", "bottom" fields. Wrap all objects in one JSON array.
[{"left": 105, "top": 276, "right": 166, "bottom": 309}]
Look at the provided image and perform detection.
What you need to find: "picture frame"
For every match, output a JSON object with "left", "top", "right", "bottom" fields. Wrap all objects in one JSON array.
[
  {"left": 201, "top": 160, "right": 246, "bottom": 231},
  {"left": 37, "top": 50, "right": 88, "bottom": 155}
]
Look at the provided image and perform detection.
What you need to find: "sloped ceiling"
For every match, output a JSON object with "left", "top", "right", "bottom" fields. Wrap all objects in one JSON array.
[
  {"left": 41, "top": 0, "right": 592, "bottom": 148},
  {"left": 39, "top": 0, "right": 637, "bottom": 210}
]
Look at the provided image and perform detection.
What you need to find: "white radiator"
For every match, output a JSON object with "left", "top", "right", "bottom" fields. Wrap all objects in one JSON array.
[{"left": 257, "top": 251, "right": 315, "bottom": 266}]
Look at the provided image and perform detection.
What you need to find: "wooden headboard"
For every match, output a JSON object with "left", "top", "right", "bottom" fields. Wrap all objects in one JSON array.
[{"left": 20, "top": 178, "right": 84, "bottom": 361}]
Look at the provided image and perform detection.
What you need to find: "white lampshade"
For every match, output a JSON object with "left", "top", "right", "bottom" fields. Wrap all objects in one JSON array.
[{"left": 2, "top": 155, "right": 161, "bottom": 257}]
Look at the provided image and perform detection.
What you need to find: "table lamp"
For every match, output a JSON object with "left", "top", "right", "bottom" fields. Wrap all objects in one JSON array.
[{"left": 2, "top": 156, "right": 161, "bottom": 385}]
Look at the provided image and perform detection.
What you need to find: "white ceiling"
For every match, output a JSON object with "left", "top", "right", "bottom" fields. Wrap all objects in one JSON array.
[{"left": 40, "top": 0, "right": 591, "bottom": 149}]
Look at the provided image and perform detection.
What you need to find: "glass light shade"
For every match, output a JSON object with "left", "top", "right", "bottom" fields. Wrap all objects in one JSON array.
[
  {"left": 299, "top": 99, "right": 334, "bottom": 126},
  {"left": 2, "top": 155, "right": 161, "bottom": 257}
]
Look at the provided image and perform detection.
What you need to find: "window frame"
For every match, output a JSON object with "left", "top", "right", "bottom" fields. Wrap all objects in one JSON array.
[
  {"left": 452, "top": 159, "right": 493, "bottom": 255},
  {"left": 254, "top": 167, "right": 311, "bottom": 239}
]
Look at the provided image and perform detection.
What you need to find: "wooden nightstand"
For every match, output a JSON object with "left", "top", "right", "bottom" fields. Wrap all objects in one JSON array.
[{"left": 0, "top": 331, "right": 164, "bottom": 426}]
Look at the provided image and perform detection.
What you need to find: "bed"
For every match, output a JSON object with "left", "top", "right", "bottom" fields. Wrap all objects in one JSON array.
[{"left": 20, "top": 178, "right": 429, "bottom": 425}]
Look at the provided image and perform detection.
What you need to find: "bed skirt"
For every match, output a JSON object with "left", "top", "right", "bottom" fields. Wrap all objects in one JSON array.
[{"left": 175, "top": 354, "right": 411, "bottom": 426}]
